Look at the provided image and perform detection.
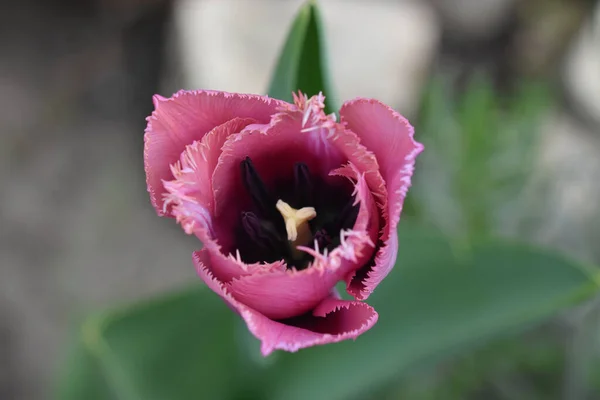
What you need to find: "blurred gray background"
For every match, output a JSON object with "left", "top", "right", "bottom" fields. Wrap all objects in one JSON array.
[{"left": 1, "top": 0, "right": 599, "bottom": 399}]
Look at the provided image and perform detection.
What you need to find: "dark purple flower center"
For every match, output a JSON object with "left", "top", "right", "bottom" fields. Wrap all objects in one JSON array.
[{"left": 236, "top": 157, "right": 358, "bottom": 270}]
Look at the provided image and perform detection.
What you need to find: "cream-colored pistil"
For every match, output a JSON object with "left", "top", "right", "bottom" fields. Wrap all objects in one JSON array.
[{"left": 275, "top": 199, "right": 316, "bottom": 258}]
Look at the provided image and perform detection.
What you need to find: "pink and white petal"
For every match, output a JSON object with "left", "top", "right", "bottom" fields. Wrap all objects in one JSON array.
[
  {"left": 287, "top": 93, "right": 389, "bottom": 235},
  {"left": 144, "top": 90, "right": 284, "bottom": 215},
  {"left": 226, "top": 267, "right": 341, "bottom": 320},
  {"left": 287, "top": 94, "right": 389, "bottom": 212},
  {"left": 293, "top": 98, "right": 394, "bottom": 300},
  {"left": 339, "top": 99, "right": 423, "bottom": 299},
  {"left": 299, "top": 229, "right": 375, "bottom": 293},
  {"left": 163, "top": 118, "right": 257, "bottom": 253},
  {"left": 327, "top": 126, "right": 388, "bottom": 211},
  {"left": 194, "top": 250, "right": 377, "bottom": 356},
  {"left": 207, "top": 246, "right": 286, "bottom": 283},
  {"left": 325, "top": 128, "right": 390, "bottom": 299},
  {"left": 231, "top": 227, "right": 376, "bottom": 320},
  {"left": 168, "top": 201, "right": 285, "bottom": 283},
  {"left": 329, "top": 163, "right": 382, "bottom": 297},
  {"left": 339, "top": 99, "right": 422, "bottom": 230},
  {"left": 263, "top": 295, "right": 378, "bottom": 356},
  {"left": 163, "top": 117, "right": 257, "bottom": 216},
  {"left": 212, "top": 106, "right": 345, "bottom": 221},
  {"left": 165, "top": 121, "right": 285, "bottom": 282},
  {"left": 330, "top": 163, "right": 379, "bottom": 241},
  {"left": 309, "top": 295, "right": 378, "bottom": 333}
]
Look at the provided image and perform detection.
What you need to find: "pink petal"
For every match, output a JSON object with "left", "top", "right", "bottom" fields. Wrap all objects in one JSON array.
[
  {"left": 194, "top": 250, "right": 378, "bottom": 356},
  {"left": 329, "top": 163, "right": 381, "bottom": 293},
  {"left": 163, "top": 117, "right": 257, "bottom": 251},
  {"left": 204, "top": 244, "right": 286, "bottom": 283},
  {"left": 329, "top": 162, "right": 379, "bottom": 242},
  {"left": 327, "top": 126, "right": 388, "bottom": 211},
  {"left": 163, "top": 118, "right": 287, "bottom": 282},
  {"left": 226, "top": 268, "right": 339, "bottom": 320},
  {"left": 339, "top": 99, "right": 424, "bottom": 299},
  {"left": 144, "top": 90, "right": 284, "bottom": 216},
  {"left": 324, "top": 125, "right": 390, "bottom": 299},
  {"left": 228, "top": 229, "right": 376, "bottom": 320}
]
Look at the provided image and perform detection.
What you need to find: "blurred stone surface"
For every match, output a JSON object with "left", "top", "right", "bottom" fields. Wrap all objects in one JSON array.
[
  {"left": 431, "top": 0, "right": 590, "bottom": 89},
  {"left": 563, "top": 1, "right": 600, "bottom": 129},
  {"left": 536, "top": 111, "right": 600, "bottom": 262},
  {"left": 537, "top": 1, "right": 600, "bottom": 265},
  {"left": 514, "top": 0, "right": 588, "bottom": 77},
  {"left": 0, "top": 83, "right": 200, "bottom": 400},
  {"left": 428, "top": 0, "right": 516, "bottom": 41},
  {"left": 0, "top": 2, "right": 194, "bottom": 399},
  {"left": 174, "top": 0, "right": 439, "bottom": 116}
]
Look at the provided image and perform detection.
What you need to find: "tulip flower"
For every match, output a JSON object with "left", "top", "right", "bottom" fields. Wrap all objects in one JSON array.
[{"left": 144, "top": 90, "right": 423, "bottom": 355}]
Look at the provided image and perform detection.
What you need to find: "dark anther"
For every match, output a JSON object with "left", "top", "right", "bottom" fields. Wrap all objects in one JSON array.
[
  {"left": 294, "top": 162, "right": 313, "bottom": 206},
  {"left": 335, "top": 197, "right": 360, "bottom": 231},
  {"left": 314, "top": 229, "right": 332, "bottom": 250},
  {"left": 241, "top": 211, "right": 285, "bottom": 253},
  {"left": 240, "top": 157, "right": 273, "bottom": 216}
]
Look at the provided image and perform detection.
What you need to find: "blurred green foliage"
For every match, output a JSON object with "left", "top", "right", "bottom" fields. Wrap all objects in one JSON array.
[
  {"left": 56, "top": 227, "right": 600, "bottom": 400},
  {"left": 267, "top": 0, "right": 337, "bottom": 114},
  {"left": 406, "top": 76, "right": 553, "bottom": 242}
]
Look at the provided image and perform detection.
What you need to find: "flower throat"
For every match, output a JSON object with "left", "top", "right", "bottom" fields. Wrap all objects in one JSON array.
[{"left": 236, "top": 157, "right": 358, "bottom": 270}]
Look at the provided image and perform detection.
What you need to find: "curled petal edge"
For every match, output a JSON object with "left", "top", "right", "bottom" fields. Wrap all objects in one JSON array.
[
  {"left": 226, "top": 227, "right": 373, "bottom": 320},
  {"left": 339, "top": 98, "right": 424, "bottom": 299},
  {"left": 194, "top": 250, "right": 378, "bottom": 356},
  {"left": 144, "top": 89, "right": 284, "bottom": 215}
]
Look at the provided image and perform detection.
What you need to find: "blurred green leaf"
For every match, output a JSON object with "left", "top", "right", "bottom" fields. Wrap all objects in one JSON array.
[
  {"left": 265, "top": 228, "right": 598, "bottom": 400},
  {"left": 412, "top": 76, "right": 553, "bottom": 240},
  {"left": 56, "top": 288, "right": 258, "bottom": 400},
  {"left": 56, "top": 227, "right": 599, "bottom": 400},
  {"left": 376, "top": 327, "right": 566, "bottom": 400},
  {"left": 267, "top": 0, "right": 337, "bottom": 113},
  {"left": 56, "top": 334, "right": 116, "bottom": 400}
]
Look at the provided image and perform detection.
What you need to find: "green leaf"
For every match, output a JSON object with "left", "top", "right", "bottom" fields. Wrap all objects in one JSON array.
[
  {"left": 55, "top": 334, "right": 116, "bottom": 400},
  {"left": 264, "top": 228, "right": 598, "bottom": 400},
  {"left": 55, "top": 287, "right": 257, "bottom": 400},
  {"left": 56, "top": 228, "right": 599, "bottom": 400},
  {"left": 267, "top": 0, "right": 337, "bottom": 113}
]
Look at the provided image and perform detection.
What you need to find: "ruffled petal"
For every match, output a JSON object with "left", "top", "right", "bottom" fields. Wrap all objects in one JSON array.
[
  {"left": 225, "top": 162, "right": 379, "bottom": 320},
  {"left": 339, "top": 99, "right": 423, "bottom": 299},
  {"left": 207, "top": 246, "right": 286, "bottom": 283},
  {"left": 227, "top": 229, "right": 376, "bottom": 320},
  {"left": 226, "top": 267, "right": 340, "bottom": 320},
  {"left": 329, "top": 163, "right": 380, "bottom": 294},
  {"left": 163, "top": 117, "right": 256, "bottom": 215},
  {"left": 194, "top": 250, "right": 378, "bottom": 356},
  {"left": 329, "top": 162, "right": 379, "bottom": 244},
  {"left": 144, "top": 90, "right": 284, "bottom": 215},
  {"left": 210, "top": 93, "right": 386, "bottom": 258},
  {"left": 163, "top": 117, "right": 257, "bottom": 251},
  {"left": 163, "top": 117, "right": 289, "bottom": 282},
  {"left": 210, "top": 94, "right": 390, "bottom": 310},
  {"left": 211, "top": 97, "right": 345, "bottom": 222}
]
